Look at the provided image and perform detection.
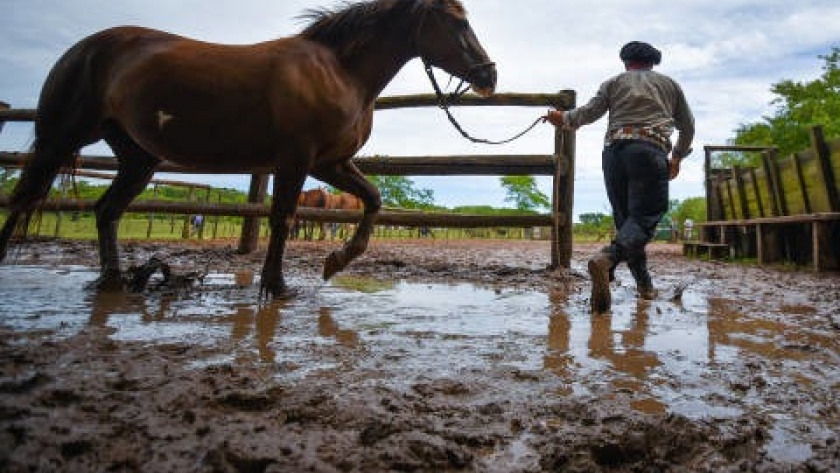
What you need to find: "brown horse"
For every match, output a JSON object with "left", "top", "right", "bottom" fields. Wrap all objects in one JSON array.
[
  {"left": 295, "top": 187, "right": 331, "bottom": 240},
  {"left": 326, "top": 191, "right": 364, "bottom": 240},
  {"left": 0, "top": 0, "right": 496, "bottom": 297}
]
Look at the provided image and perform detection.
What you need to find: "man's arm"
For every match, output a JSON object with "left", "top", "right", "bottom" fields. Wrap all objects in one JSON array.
[
  {"left": 544, "top": 79, "right": 612, "bottom": 129},
  {"left": 671, "top": 82, "right": 695, "bottom": 158}
]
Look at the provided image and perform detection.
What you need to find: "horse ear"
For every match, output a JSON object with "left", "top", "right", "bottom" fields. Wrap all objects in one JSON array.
[
  {"left": 418, "top": 0, "right": 443, "bottom": 10},
  {"left": 428, "top": 0, "right": 467, "bottom": 16}
]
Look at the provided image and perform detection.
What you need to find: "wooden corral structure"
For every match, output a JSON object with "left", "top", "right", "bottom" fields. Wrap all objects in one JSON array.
[
  {"left": 42, "top": 169, "right": 212, "bottom": 240},
  {"left": 686, "top": 125, "right": 840, "bottom": 271},
  {"left": 0, "top": 91, "right": 578, "bottom": 268}
]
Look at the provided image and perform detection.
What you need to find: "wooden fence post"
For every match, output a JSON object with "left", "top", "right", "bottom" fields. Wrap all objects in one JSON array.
[
  {"left": 760, "top": 150, "right": 781, "bottom": 217},
  {"left": 748, "top": 168, "right": 765, "bottom": 217},
  {"left": 200, "top": 187, "right": 211, "bottom": 239},
  {"left": 181, "top": 185, "right": 196, "bottom": 239},
  {"left": 558, "top": 128, "right": 576, "bottom": 269},
  {"left": 767, "top": 149, "right": 788, "bottom": 216},
  {"left": 704, "top": 147, "right": 714, "bottom": 221},
  {"left": 0, "top": 101, "right": 8, "bottom": 134},
  {"left": 792, "top": 152, "right": 812, "bottom": 214},
  {"left": 810, "top": 125, "right": 840, "bottom": 212},
  {"left": 146, "top": 184, "right": 158, "bottom": 238},
  {"left": 212, "top": 193, "right": 221, "bottom": 239},
  {"left": 713, "top": 174, "right": 726, "bottom": 223},
  {"left": 733, "top": 165, "right": 750, "bottom": 219},
  {"left": 551, "top": 91, "right": 575, "bottom": 269},
  {"left": 725, "top": 177, "right": 737, "bottom": 220},
  {"left": 238, "top": 174, "right": 269, "bottom": 254}
]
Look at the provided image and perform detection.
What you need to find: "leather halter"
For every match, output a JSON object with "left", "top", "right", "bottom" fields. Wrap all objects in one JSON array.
[{"left": 413, "top": 3, "right": 542, "bottom": 145}]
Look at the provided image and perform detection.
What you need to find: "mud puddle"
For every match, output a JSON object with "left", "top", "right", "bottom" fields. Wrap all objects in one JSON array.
[{"left": 1, "top": 263, "right": 837, "bottom": 468}]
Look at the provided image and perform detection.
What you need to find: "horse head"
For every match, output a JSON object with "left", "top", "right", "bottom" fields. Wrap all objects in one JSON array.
[{"left": 414, "top": 0, "right": 496, "bottom": 97}]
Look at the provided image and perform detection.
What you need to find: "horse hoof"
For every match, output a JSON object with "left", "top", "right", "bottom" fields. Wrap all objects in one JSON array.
[
  {"left": 259, "top": 278, "right": 297, "bottom": 300},
  {"left": 268, "top": 286, "right": 298, "bottom": 300},
  {"left": 88, "top": 274, "right": 126, "bottom": 292},
  {"left": 323, "top": 251, "right": 345, "bottom": 280},
  {"left": 260, "top": 285, "right": 298, "bottom": 300}
]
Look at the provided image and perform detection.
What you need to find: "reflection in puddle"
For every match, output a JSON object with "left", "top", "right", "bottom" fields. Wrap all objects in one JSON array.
[{"left": 0, "top": 265, "right": 835, "bottom": 463}]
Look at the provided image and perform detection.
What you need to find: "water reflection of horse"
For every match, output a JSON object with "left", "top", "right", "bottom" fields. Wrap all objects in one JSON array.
[{"left": 0, "top": 0, "right": 497, "bottom": 297}]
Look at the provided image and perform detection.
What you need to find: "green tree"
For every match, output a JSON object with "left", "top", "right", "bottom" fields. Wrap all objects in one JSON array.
[
  {"left": 669, "top": 196, "right": 706, "bottom": 224},
  {"left": 367, "top": 175, "right": 435, "bottom": 209},
  {"left": 575, "top": 212, "right": 614, "bottom": 239},
  {"left": 499, "top": 176, "right": 549, "bottom": 211},
  {"left": 452, "top": 205, "right": 530, "bottom": 216},
  {"left": 1, "top": 168, "right": 19, "bottom": 195},
  {"left": 733, "top": 47, "right": 840, "bottom": 163}
]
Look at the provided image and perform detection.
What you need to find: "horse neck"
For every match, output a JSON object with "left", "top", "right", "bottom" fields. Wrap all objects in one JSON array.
[{"left": 337, "top": 35, "right": 417, "bottom": 104}]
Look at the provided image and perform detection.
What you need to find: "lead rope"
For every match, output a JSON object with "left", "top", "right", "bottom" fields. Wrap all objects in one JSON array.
[{"left": 423, "top": 59, "right": 546, "bottom": 145}]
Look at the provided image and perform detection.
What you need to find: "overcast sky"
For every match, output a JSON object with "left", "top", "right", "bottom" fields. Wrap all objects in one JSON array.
[{"left": 1, "top": 0, "right": 838, "bottom": 220}]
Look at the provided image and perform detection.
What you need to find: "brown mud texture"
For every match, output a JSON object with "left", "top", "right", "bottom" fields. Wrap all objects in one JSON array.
[{"left": 0, "top": 237, "right": 838, "bottom": 472}]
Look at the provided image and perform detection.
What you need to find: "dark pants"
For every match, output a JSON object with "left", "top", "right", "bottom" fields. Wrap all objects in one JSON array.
[{"left": 602, "top": 140, "right": 669, "bottom": 287}]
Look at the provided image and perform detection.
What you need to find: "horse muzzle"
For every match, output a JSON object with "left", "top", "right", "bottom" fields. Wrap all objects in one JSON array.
[{"left": 469, "top": 62, "right": 497, "bottom": 97}]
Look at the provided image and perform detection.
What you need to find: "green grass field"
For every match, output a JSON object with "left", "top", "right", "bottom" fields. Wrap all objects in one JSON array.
[{"left": 1, "top": 210, "right": 555, "bottom": 242}]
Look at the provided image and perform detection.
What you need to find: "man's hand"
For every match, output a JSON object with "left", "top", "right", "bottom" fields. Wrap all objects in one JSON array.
[
  {"left": 544, "top": 110, "right": 565, "bottom": 127},
  {"left": 668, "top": 156, "right": 681, "bottom": 180}
]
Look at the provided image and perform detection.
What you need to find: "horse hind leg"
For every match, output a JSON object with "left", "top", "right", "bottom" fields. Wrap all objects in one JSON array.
[
  {"left": 310, "top": 162, "right": 381, "bottom": 280},
  {"left": 93, "top": 122, "right": 160, "bottom": 290},
  {"left": 0, "top": 139, "right": 82, "bottom": 262},
  {"left": 1, "top": 53, "right": 104, "bottom": 262}
]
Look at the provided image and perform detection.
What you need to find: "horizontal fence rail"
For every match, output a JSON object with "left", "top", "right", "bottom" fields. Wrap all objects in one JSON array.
[
  {"left": 373, "top": 92, "right": 575, "bottom": 110},
  {"left": 0, "top": 196, "right": 556, "bottom": 228},
  {"left": 0, "top": 152, "right": 560, "bottom": 177},
  {"left": 0, "top": 91, "right": 577, "bottom": 122}
]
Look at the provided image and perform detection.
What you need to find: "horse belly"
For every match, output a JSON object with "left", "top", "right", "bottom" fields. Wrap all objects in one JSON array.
[
  {"left": 107, "top": 55, "right": 282, "bottom": 170},
  {"left": 124, "top": 102, "right": 277, "bottom": 169}
]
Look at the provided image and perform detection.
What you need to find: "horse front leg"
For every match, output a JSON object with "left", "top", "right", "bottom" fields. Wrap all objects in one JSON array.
[
  {"left": 261, "top": 169, "right": 307, "bottom": 298},
  {"left": 96, "top": 124, "right": 159, "bottom": 290},
  {"left": 310, "top": 162, "right": 381, "bottom": 280}
]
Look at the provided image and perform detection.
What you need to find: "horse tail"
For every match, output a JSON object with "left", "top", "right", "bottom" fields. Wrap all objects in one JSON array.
[{"left": 0, "top": 32, "right": 108, "bottom": 262}]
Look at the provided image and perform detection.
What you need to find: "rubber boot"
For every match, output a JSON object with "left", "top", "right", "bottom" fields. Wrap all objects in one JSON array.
[
  {"left": 628, "top": 255, "right": 657, "bottom": 300},
  {"left": 599, "top": 245, "right": 619, "bottom": 282},
  {"left": 588, "top": 247, "right": 615, "bottom": 313}
]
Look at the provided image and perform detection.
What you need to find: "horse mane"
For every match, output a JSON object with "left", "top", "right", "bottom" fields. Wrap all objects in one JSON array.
[{"left": 299, "top": 0, "right": 466, "bottom": 58}]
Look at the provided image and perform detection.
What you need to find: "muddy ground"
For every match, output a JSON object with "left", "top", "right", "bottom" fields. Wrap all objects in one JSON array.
[{"left": 0, "top": 237, "right": 838, "bottom": 472}]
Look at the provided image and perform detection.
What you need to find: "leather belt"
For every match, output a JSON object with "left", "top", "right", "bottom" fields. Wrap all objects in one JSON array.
[{"left": 607, "top": 126, "right": 671, "bottom": 152}]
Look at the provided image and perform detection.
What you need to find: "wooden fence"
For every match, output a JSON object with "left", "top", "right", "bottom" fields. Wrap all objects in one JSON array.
[
  {"left": 0, "top": 91, "right": 578, "bottom": 268},
  {"left": 688, "top": 125, "right": 840, "bottom": 270}
]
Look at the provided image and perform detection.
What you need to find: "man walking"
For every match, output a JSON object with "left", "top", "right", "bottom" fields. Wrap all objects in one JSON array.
[{"left": 545, "top": 41, "right": 694, "bottom": 313}]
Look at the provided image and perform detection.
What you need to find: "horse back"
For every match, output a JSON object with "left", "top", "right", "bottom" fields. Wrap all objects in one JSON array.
[{"left": 41, "top": 26, "right": 374, "bottom": 170}]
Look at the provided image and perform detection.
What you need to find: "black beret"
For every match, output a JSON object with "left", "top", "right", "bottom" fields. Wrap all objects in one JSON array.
[{"left": 619, "top": 41, "right": 661, "bottom": 65}]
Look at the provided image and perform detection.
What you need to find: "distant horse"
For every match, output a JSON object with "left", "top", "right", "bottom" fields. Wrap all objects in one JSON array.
[
  {"left": 0, "top": 0, "right": 496, "bottom": 297},
  {"left": 295, "top": 187, "right": 331, "bottom": 240},
  {"left": 294, "top": 189, "right": 362, "bottom": 240},
  {"left": 326, "top": 191, "right": 364, "bottom": 240}
]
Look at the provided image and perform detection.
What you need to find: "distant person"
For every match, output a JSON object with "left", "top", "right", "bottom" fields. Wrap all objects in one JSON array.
[
  {"left": 684, "top": 218, "right": 694, "bottom": 240},
  {"left": 191, "top": 214, "right": 204, "bottom": 236},
  {"left": 545, "top": 41, "right": 694, "bottom": 313}
]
